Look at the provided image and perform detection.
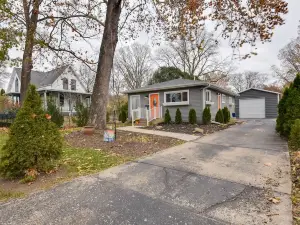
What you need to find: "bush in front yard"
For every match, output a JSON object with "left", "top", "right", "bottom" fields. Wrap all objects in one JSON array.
[
  {"left": 73, "top": 102, "right": 89, "bottom": 127},
  {"left": 164, "top": 109, "right": 171, "bottom": 124},
  {"left": 47, "top": 100, "right": 64, "bottom": 127},
  {"left": 175, "top": 108, "right": 182, "bottom": 124},
  {"left": 215, "top": 109, "right": 224, "bottom": 123},
  {"left": 0, "top": 85, "right": 63, "bottom": 178},
  {"left": 106, "top": 111, "right": 110, "bottom": 123},
  {"left": 276, "top": 74, "right": 300, "bottom": 137},
  {"left": 202, "top": 107, "right": 211, "bottom": 125},
  {"left": 289, "top": 119, "right": 300, "bottom": 151},
  {"left": 222, "top": 107, "right": 231, "bottom": 124},
  {"left": 119, "top": 110, "right": 127, "bottom": 123},
  {"left": 189, "top": 109, "right": 197, "bottom": 124}
]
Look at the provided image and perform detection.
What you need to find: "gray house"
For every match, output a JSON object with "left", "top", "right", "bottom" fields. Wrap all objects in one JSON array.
[
  {"left": 235, "top": 88, "right": 281, "bottom": 119},
  {"left": 124, "top": 79, "right": 237, "bottom": 125}
]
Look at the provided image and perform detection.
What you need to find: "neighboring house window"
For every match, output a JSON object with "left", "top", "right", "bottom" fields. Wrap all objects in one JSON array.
[
  {"left": 15, "top": 78, "right": 19, "bottom": 92},
  {"left": 164, "top": 90, "right": 189, "bottom": 105},
  {"left": 86, "top": 97, "right": 91, "bottom": 107},
  {"left": 206, "top": 90, "right": 211, "bottom": 102},
  {"left": 229, "top": 97, "right": 233, "bottom": 104},
  {"left": 62, "top": 78, "right": 68, "bottom": 90},
  {"left": 71, "top": 79, "right": 76, "bottom": 91},
  {"left": 60, "top": 93, "right": 64, "bottom": 106},
  {"left": 222, "top": 94, "right": 226, "bottom": 103}
]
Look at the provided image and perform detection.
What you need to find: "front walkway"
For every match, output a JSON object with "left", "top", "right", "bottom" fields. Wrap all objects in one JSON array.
[{"left": 118, "top": 126, "right": 199, "bottom": 141}]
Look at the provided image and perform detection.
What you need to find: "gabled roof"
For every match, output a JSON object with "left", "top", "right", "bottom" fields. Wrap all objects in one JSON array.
[
  {"left": 124, "top": 78, "right": 238, "bottom": 96},
  {"left": 14, "top": 65, "right": 69, "bottom": 88},
  {"left": 239, "top": 88, "right": 281, "bottom": 95}
]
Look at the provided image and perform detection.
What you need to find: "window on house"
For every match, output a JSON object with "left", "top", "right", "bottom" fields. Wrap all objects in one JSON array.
[
  {"left": 222, "top": 94, "right": 226, "bottom": 103},
  {"left": 59, "top": 93, "right": 64, "bottom": 106},
  {"left": 71, "top": 79, "right": 76, "bottom": 91},
  {"left": 206, "top": 90, "right": 211, "bottom": 102},
  {"left": 164, "top": 90, "right": 189, "bottom": 105},
  {"left": 62, "top": 78, "right": 68, "bottom": 90},
  {"left": 86, "top": 97, "right": 91, "bottom": 107},
  {"left": 15, "top": 78, "right": 19, "bottom": 92},
  {"left": 229, "top": 97, "right": 233, "bottom": 104}
]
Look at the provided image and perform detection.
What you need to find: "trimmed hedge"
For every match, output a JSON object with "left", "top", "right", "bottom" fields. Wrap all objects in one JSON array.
[
  {"left": 222, "top": 107, "right": 231, "bottom": 124},
  {"left": 189, "top": 109, "right": 197, "bottom": 124},
  {"left": 175, "top": 108, "right": 182, "bottom": 124},
  {"left": 164, "top": 109, "right": 171, "bottom": 124},
  {"left": 202, "top": 107, "right": 211, "bottom": 125},
  {"left": 215, "top": 109, "right": 224, "bottom": 124}
]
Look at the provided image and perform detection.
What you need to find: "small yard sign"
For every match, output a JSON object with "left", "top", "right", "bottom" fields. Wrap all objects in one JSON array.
[{"left": 104, "top": 129, "right": 115, "bottom": 142}]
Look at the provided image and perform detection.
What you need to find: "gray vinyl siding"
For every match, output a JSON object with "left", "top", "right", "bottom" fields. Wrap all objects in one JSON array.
[
  {"left": 208, "top": 89, "right": 236, "bottom": 120},
  {"left": 128, "top": 87, "right": 205, "bottom": 123},
  {"left": 235, "top": 89, "right": 279, "bottom": 118},
  {"left": 162, "top": 87, "right": 203, "bottom": 123},
  {"left": 128, "top": 86, "right": 236, "bottom": 124}
]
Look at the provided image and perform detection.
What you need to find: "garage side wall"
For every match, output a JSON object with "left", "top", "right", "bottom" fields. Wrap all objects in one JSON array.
[{"left": 235, "top": 89, "right": 279, "bottom": 118}]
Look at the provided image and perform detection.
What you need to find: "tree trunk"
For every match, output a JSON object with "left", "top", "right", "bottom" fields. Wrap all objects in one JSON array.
[
  {"left": 89, "top": 0, "right": 122, "bottom": 129},
  {"left": 20, "top": 1, "right": 40, "bottom": 103}
]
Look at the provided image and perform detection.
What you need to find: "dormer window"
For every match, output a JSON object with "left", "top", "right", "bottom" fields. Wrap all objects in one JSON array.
[
  {"left": 71, "top": 79, "right": 76, "bottom": 91},
  {"left": 62, "top": 78, "right": 68, "bottom": 90}
]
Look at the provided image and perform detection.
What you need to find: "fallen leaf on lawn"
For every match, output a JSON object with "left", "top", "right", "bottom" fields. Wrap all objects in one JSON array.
[
  {"left": 269, "top": 197, "right": 281, "bottom": 204},
  {"left": 264, "top": 163, "right": 272, "bottom": 167},
  {"left": 266, "top": 213, "right": 279, "bottom": 217}
]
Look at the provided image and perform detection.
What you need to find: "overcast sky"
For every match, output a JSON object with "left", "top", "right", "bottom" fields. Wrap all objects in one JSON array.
[{"left": 126, "top": 0, "right": 300, "bottom": 79}]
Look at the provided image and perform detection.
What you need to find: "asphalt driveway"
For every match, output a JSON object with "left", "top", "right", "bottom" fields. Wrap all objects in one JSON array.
[{"left": 0, "top": 119, "right": 292, "bottom": 225}]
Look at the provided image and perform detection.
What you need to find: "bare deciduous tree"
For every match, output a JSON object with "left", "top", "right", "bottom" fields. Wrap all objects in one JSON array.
[
  {"left": 230, "top": 71, "right": 268, "bottom": 92},
  {"left": 114, "top": 43, "right": 152, "bottom": 90},
  {"left": 78, "top": 64, "right": 96, "bottom": 93},
  {"left": 109, "top": 68, "right": 125, "bottom": 111},
  {"left": 155, "top": 29, "right": 233, "bottom": 82},
  {"left": 272, "top": 36, "right": 300, "bottom": 84}
]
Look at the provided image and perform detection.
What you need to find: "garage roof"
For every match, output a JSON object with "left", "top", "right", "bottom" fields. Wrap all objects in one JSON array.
[{"left": 239, "top": 88, "right": 281, "bottom": 95}]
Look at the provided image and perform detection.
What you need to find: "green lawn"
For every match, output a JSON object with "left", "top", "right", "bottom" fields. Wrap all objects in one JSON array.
[
  {"left": 0, "top": 130, "right": 129, "bottom": 201},
  {"left": 0, "top": 188, "right": 25, "bottom": 202}
]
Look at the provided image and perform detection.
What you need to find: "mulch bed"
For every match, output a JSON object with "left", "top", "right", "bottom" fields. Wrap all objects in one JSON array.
[
  {"left": 141, "top": 122, "right": 232, "bottom": 136},
  {"left": 65, "top": 130, "right": 185, "bottom": 158}
]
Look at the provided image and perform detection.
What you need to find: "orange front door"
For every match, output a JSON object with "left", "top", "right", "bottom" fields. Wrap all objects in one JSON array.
[{"left": 150, "top": 93, "right": 159, "bottom": 119}]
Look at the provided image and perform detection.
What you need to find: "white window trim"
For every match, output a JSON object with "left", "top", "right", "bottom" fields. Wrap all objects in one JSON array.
[
  {"left": 206, "top": 101, "right": 214, "bottom": 105},
  {"left": 130, "top": 95, "right": 141, "bottom": 112},
  {"left": 205, "top": 90, "right": 212, "bottom": 102},
  {"left": 222, "top": 94, "right": 226, "bottom": 103},
  {"left": 229, "top": 96, "right": 234, "bottom": 105},
  {"left": 164, "top": 90, "right": 189, "bottom": 106}
]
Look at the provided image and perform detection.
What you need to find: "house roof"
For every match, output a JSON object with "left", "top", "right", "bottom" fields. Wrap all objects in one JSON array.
[
  {"left": 14, "top": 65, "right": 69, "bottom": 88},
  {"left": 124, "top": 79, "right": 238, "bottom": 96},
  {"left": 239, "top": 88, "right": 281, "bottom": 95}
]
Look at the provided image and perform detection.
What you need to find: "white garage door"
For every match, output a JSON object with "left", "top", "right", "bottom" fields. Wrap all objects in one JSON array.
[{"left": 239, "top": 98, "right": 265, "bottom": 119}]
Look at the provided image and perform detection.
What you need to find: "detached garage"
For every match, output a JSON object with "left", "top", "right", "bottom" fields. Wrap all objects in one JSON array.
[{"left": 235, "top": 88, "right": 281, "bottom": 119}]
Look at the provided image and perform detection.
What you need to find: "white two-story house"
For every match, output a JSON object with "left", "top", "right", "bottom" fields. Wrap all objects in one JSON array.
[{"left": 6, "top": 65, "right": 91, "bottom": 115}]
